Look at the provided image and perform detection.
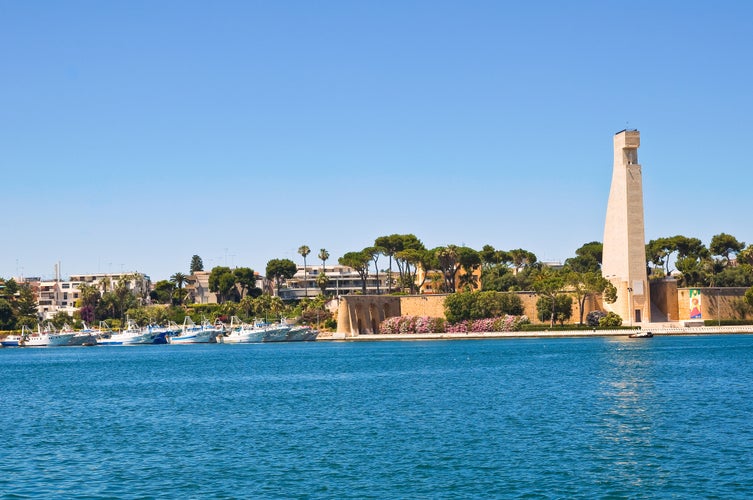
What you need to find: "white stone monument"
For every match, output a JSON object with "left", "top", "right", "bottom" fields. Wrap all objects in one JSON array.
[{"left": 602, "top": 129, "right": 651, "bottom": 325}]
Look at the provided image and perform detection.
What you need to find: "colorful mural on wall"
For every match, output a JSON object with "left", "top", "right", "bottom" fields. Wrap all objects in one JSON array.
[{"left": 689, "top": 289, "right": 702, "bottom": 319}]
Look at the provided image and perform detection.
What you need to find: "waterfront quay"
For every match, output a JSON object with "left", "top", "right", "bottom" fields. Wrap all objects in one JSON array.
[{"left": 319, "top": 325, "right": 753, "bottom": 341}]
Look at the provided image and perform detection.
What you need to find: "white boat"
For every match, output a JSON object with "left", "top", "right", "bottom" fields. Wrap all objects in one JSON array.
[
  {"left": 21, "top": 324, "right": 76, "bottom": 347},
  {"left": 1, "top": 333, "right": 23, "bottom": 347},
  {"left": 287, "top": 325, "right": 319, "bottom": 341},
  {"left": 65, "top": 323, "right": 98, "bottom": 346},
  {"left": 168, "top": 317, "right": 222, "bottom": 344},
  {"left": 97, "top": 319, "right": 158, "bottom": 345},
  {"left": 221, "top": 317, "right": 267, "bottom": 344},
  {"left": 628, "top": 331, "right": 654, "bottom": 338},
  {"left": 260, "top": 321, "right": 291, "bottom": 342}
]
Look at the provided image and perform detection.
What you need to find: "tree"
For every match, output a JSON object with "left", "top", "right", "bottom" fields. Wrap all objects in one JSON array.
[
  {"left": 710, "top": 233, "right": 745, "bottom": 263},
  {"left": 233, "top": 267, "right": 257, "bottom": 299},
  {"left": 318, "top": 248, "right": 329, "bottom": 270},
  {"left": 531, "top": 268, "right": 566, "bottom": 327},
  {"left": 575, "top": 241, "right": 603, "bottom": 265},
  {"left": 190, "top": 255, "right": 204, "bottom": 273},
  {"left": 565, "top": 241, "right": 603, "bottom": 273},
  {"left": 170, "top": 272, "right": 188, "bottom": 304},
  {"left": 376, "top": 234, "right": 423, "bottom": 293},
  {"left": 599, "top": 312, "right": 623, "bottom": 328},
  {"left": 646, "top": 237, "right": 676, "bottom": 276},
  {"left": 150, "top": 280, "right": 176, "bottom": 304},
  {"left": 457, "top": 247, "right": 481, "bottom": 292},
  {"left": 298, "top": 245, "right": 311, "bottom": 298},
  {"left": 265, "top": 259, "right": 297, "bottom": 296},
  {"left": 0, "top": 298, "right": 15, "bottom": 330},
  {"left": 397, "top": 248, "right": 434, "bottom": 294},
  {"left": 339, "top": 251, "right": 371, "bottom": 294},
  {"left": 14, "top": 284, "right": 39, "bottom": 328},
  {"left": 535, "top": 294, "right": 573, "bottom": 325},
  {"left": 364, "top": 246, "right": 382, "bottom": 294},
  {"left": 3, "top": 278, "right": 19, "bottom": 297},
  {"left": 316, "top": 273, "right": 330, "bottom": 296},
  {"left": 745, "top": 287, "right": 753, "bottom": 309},
  {"left": 480, "top": 245, "right": 501, "bottom": 271},
  {"left": 444, "top": 290, "right": 523, "bottom": 323},
  {"left": 209, "top": 266, "right": 235, "bottom": 303},
  {"left": 565, "top": 270, "right": 617, "bottom": 324},
  {"left": 435, "top": 245, "right": 480, "bottom": 293},
  {"left": 739, "top": 245, "right": 753, "bottom": 267},
  {"left": 509, "top": 248, "right": 537, "bottom": 273}
]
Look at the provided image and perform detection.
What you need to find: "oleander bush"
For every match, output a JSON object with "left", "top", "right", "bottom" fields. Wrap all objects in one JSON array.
[
  {"left": 586, "top": 310, "right": 606, "bottom": 327},
  {"left": 379, "top": 316, "right": 445, "bottom": 334},
  {"left": 446, "top": 315, "right": 529, "bottom": 333},
  {"left": 380, "top": 314, "right": 529, "bottom": 334}
]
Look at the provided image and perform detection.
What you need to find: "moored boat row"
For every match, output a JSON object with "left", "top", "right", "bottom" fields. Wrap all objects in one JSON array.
[{"left": 1, "top": 317, "right": 318, "bottom": 347}]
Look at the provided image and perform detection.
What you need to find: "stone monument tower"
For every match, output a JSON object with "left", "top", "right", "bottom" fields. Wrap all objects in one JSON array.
[{"left": 602, "top": 129, "right": 651, "bottom": 325}]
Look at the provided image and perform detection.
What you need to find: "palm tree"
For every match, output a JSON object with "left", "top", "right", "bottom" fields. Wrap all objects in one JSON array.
[
  {"left": 298, "top": 245, "right": 311, "bottom": 298},
  {"left": 170, "top": 272, "right": 188, "bottom": 304},
  {"left": 318, "top": 248, "right": 329, "bottom": 270},
  {"left": 316, "top": 273, "right": 330, "bottom": 296}
]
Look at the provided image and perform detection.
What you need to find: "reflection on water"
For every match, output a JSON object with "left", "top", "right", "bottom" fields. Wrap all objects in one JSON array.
[{"left": 596, "top": 340, "right": 661, "bottom": 488}]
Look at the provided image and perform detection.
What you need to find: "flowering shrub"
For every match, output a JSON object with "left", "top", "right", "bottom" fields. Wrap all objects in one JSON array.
[
  {"left": 444, "top": 315, "right": 529, "bottom": 333},
  {"left": 379, "top": 314, "right": 529, "bottom": 334},
  {"left": 379, "top": 316, "right": 445, "bottom": 334},
  {"left": 586, "top": 310, "right": 606, "bottom": 327}
]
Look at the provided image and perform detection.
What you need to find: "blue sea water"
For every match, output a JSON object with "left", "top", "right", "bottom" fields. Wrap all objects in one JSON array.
[{"left": 2, "top": 336, "right": 753, "bottom": 498}]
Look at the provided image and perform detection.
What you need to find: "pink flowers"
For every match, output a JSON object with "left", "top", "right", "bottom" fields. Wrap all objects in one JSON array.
[
  {"left": 378, "top": 315, "right": 529, "bottom": 334},
  {"left": 379, "top": 316, "right": 445, "bottom": 334},
  {"left": 446, "top": 315, "right": 526, "bottom": 333}
]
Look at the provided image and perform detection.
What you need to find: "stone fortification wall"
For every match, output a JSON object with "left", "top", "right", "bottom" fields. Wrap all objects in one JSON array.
[
  {"left": 650, "top": 279, "right": 679, "bottom": 322},
  {"left": 336, "top": 291, "right": 605, "bottom": 336},
  {"left": 676, "top": 287, "right": 748, "bottom": 322},
  {"left": 399, "top": 295, "right": 447, "bottom": 318}
]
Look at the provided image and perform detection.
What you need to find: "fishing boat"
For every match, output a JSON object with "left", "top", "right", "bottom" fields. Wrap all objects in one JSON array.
[
  {"left": 280, "top": 319, "right": 319, "bottom": 342},
  {"left": 143, "top": 322, "right": 178, "bottom": 344},
  {"left": 1, "top": 332, "right": 23, "bottom": 347},
  {"left": 221, "top": 317, "right": 266, "bottom": 344},
  {"left": 285, "top": 325, "right": 319, "bottom": 341},
  {"left": 260, "top": 320, "right": 291, "bottom": 342},
  {"left": 97, "top": 319, "right": 158, "bottom": 345},
  {"left": 168, "top": 317, "right": 222, "bottom": 344},
  {"left": 65, "top": 323, "right": 98, "bottom": 346},
  {"left": 21, "top": 324, "right": 76, "bottom": 347}
]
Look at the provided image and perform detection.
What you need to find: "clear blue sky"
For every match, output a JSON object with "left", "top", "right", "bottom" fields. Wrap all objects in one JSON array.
[{"left": 2, "top": 1, "right": 752, "bottom": 281}]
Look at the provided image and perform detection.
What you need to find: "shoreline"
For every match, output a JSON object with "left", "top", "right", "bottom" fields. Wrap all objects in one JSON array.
[{"left": 318, "top": 325, "right": 753, "bottom": 341}]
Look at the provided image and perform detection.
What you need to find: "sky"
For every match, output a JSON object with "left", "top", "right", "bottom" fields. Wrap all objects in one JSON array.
[{"left": 2, "top": 1, "right": 752, "bottom": 281}]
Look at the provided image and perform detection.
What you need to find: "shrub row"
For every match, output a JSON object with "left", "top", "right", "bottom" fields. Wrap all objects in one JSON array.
[{"left": 378, "top": 315, "right": 529, "bottom": 334}]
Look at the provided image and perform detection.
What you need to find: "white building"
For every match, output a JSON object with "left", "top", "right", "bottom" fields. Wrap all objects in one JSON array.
[
  {"left": 36, "top": 272, "right": 151, "bottom": 319},
  {"left": 279, "top": 265, "right": 391, "bottom": 300}
]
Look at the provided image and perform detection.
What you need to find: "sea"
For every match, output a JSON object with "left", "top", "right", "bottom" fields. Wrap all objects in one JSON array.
[{"left": 2, "top": 335, "right": 753, "bottom": 499}]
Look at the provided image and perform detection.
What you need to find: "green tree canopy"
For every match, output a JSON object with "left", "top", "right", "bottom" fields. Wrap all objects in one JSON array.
[
  {"left": 565, "top": 270, "right": 617, "bottom": 325},
  {"left": 265, "top": 259, "right": 297, "bottom": 296},
  {"left": 209, "top": 266, "right": 235, "bottom": 303},
  {"left": 710, "top": 233, "right": 745, "bottom": 262},
  {"left": 339, "top": 251, "right": 371, "bottom": 294},
  {"left": 233, "top": 267, "right": 257, "bottom": 298},
  {"left": 150, "top": 280, "right": 175, "bottom": 305},
  {"left": 531, "top": 268, "right": 566, "bottom": 327},
  {"left": 190, "top": 255, "right": 204, "bottom": 273}
]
